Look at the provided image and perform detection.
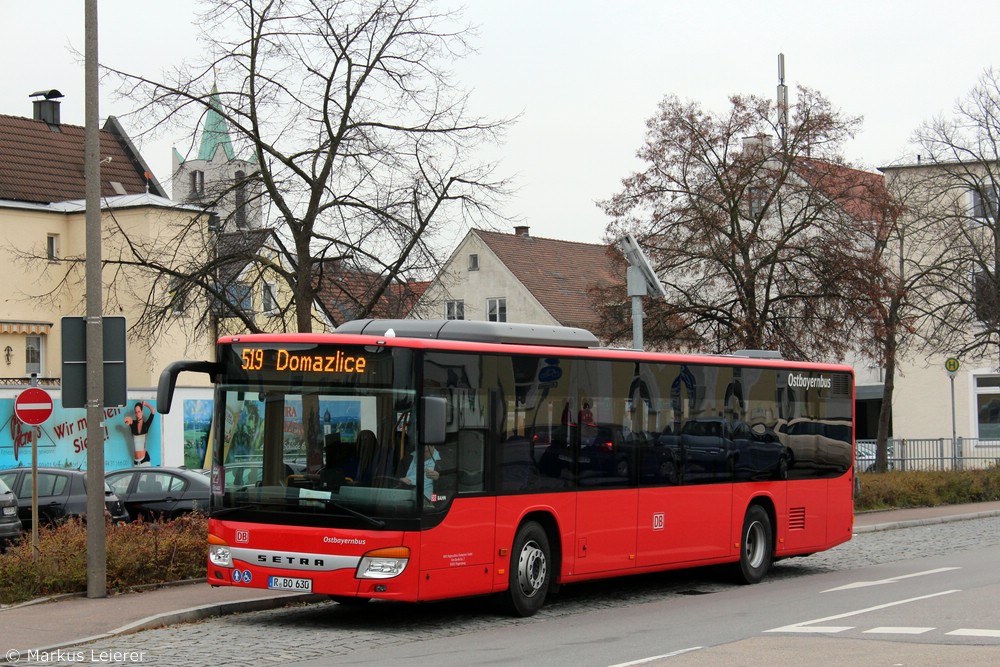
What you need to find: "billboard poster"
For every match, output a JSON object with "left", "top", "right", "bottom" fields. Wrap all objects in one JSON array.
[
  {"left": 0, "top": 397, "right": 161, "bottom": 472},
  {"left": 182, "top": 398, "right": 213, "bottom": 470}
]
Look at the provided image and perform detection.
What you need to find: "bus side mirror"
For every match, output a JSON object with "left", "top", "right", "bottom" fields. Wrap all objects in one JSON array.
[
  {"left": 422, "top": 397, "right": 447, "bottom": 445},
  {"left": 156, "top": 360, "right": 218, "bottom": 414}
]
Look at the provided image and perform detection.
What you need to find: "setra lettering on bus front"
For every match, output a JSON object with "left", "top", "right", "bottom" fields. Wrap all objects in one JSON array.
[{"left": 258, "top": 554, "right": 326, "bottom": 567}]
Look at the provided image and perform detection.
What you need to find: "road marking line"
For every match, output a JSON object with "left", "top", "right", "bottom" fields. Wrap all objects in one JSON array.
[
  {"left": 865, "top": 627, "right": 935, "bottom": 634},
  {"left": 766, "top": 590, "right": 960, "bottom": 633},
  {"left": 610, "top": 647, "right": 703, "bottom": 666},
  {"left": 947, "top": 629, "right": 1000, "bottom": 638},
  {"left": 823, "top": 567, "right": 960, "bottom": 592}
]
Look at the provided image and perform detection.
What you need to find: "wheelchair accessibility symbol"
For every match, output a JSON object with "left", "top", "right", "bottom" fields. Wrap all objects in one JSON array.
[{"left": 232, "top": 569, "right": 252, "bottom": 584}]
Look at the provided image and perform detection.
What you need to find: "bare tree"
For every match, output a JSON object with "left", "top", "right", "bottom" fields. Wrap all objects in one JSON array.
[
  {"left": 851, "top": 169, "right": 960, "bottom": 471},
  {"left": 107, "top": 0, "right": 510, "bottom": 335},
  {"left": 599, "top": 87, "right": 885, "bottom": 361},
  {"left": 905, "top": 68, "right": 1000, "bottom": 367}
]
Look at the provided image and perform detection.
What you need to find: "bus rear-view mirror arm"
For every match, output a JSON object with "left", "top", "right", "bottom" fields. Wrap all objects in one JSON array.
[{"left": 157, "top": 360, "right": 219, "bottom": 414}]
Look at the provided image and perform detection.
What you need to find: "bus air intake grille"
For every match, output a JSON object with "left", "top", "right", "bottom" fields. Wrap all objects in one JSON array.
[{"left": 788, "top": 507, "right": 807, "bottom": 531}]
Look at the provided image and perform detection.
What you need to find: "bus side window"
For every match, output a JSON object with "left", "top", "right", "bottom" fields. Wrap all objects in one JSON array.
[{"left": 457, "top": 429, "right": 485, "bottom": 493}]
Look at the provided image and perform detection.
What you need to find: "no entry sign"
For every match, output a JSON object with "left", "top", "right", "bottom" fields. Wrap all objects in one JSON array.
[{"left": 14, "top": 387, "right": 54, "bottom": 425}]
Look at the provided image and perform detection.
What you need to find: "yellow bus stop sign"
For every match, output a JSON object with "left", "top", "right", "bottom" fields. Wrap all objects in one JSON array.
[{"left": 945, "top": 357, "right": 960, "bottom": 373}]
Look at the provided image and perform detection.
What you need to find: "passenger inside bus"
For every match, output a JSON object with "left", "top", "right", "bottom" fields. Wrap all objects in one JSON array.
[{"left": 401, "top": 444, "right": 440, "bottom": 498}]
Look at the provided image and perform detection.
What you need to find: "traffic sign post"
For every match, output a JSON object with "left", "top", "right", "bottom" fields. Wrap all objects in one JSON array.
[
  {"left": 14, "top": 387, "right": 54, "bottom": 425},
  {"left": 14, "top": 387, "right": 52, "bottom": 561},
  {"left": 945, "top": 357, "right": 960, "bottom": 470}
]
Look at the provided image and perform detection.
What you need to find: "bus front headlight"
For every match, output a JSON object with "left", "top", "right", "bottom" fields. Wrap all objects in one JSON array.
[
  {"left": 208, "top": 534, "right": 232, "bottom": 568},
  {"left": 357, "top": 546, "right": 410, "bottom": 579}
]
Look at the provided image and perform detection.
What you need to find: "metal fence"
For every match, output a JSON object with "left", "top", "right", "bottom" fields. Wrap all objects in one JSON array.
[{"left": 856, "top": 438, "right": 1000, "bottom": 472}]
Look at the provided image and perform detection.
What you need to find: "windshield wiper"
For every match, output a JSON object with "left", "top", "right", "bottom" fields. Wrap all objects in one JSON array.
[{"left": 322, "top": 498, "right": 386, "bottom": 529}]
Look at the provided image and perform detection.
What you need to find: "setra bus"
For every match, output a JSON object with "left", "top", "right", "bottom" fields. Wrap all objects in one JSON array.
[{"left": 157, "top": 319, "right": 855, "bottom": 616}]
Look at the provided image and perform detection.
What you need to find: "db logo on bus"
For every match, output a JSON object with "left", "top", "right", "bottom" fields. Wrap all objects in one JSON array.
[
  {"left": 235, "top": 530, "right": 250, "bottom": 543},
  {"left": 652, "top": 513, "right": 665, "bottom": 531}
]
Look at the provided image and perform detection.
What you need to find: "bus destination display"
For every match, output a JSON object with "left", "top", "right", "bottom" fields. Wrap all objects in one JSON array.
[{"left": 239, "top": 347, "right": 368, "bottom": 374}]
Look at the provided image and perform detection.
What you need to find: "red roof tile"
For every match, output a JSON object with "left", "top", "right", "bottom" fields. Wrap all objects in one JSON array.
[
  {"left": 0, "top": 113, "right": 162, "bottom": 204},
  {"left": 313, "top": 259, "right": 428, "bottom": 324},
  {"left": 474, "top": 229, "right": 623, "bottom": 330}
]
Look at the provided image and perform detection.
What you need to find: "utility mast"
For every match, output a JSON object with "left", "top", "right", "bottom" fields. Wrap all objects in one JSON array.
[{"left": 777, "top": 53, "right": 789, "bottom": 142}]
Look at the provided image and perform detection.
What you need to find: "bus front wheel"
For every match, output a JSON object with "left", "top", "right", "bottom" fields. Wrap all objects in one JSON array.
[
  {"left": 735, "top": 505, "right": 772, "bottom": 584},
  {"left": 502, "top": 520, "right": 551, "bottom": 617}
]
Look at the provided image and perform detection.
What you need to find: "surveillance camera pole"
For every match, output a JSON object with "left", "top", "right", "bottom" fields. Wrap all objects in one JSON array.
[
  {"left": 620, "top": 234, "right": 667, "bottom": 351},
  {"left": 627, "top": 266, "right": 647, "bottom": 351}
]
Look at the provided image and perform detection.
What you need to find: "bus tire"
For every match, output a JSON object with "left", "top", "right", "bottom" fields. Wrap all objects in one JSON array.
[
  {"left": 502, "top": 520, "right": 551, "bottom": 617},
  {"left": 735, "top": 504, "right": 772, "bottom": 584}
]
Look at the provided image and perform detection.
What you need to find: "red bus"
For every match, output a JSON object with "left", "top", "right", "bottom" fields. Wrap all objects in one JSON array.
[{"left": 157, "top": 319, "right": 855, "bottom": 616}]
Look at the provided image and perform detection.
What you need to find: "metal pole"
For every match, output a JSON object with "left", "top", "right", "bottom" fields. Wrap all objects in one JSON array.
[
  {"left": 84, "top": 0, "right": 107, "bottom": 599},
  {"left": 628, "top": 266, "right": 644, "bottom": 351},
  {"left": 950, "top": 374, "right": 957, "bottom": 471},
  {"left": 30, "top": 425, "right": 38, "bottom": 561}
]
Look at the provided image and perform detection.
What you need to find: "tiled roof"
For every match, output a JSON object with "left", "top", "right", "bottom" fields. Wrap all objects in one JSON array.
[
  {"left": 216, "top": 229, "right": 277, "bottom": 285},
  {"left": 795, "top": 158, "right": 888, "bottom": 223},
  {"left": 475, "top": 229, "right": 622, "bottom": 330},
  {"left": 314, "top": 259, "right": 428, "bottom": 325},
  {"left": 0, "top": 113, "right": 163, "bottom": 204}
]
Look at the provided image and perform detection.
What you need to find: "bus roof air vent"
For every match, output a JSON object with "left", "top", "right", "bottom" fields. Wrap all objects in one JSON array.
[
  {"left": 336, "top": 319, "right": 599, "bottom": 349},
  {"left": 732, "top": 349, "right": 784, "bottom": 360}
]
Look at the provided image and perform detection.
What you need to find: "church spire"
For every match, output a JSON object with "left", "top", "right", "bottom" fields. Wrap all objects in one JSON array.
[{"left": 197, "top": 85, "right": 236, "bottom": 162}]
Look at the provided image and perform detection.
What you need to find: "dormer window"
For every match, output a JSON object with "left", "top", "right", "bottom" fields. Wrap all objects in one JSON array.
[{"left": 469, "top": 254, "right": 479, "bottom": 271}]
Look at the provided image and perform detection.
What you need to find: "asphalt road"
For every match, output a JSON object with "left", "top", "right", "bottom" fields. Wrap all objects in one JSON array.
[{"left": 12, "top": 515, "right": 1000, "bottom": 666}]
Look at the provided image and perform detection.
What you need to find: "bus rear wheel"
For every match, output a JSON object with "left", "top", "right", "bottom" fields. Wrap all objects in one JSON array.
[
  {"left": 502, "top": 520, "right": 551, "bottom": 617},
  {"left": 735, "top": 505, "right": 772, "bottom": 584}
]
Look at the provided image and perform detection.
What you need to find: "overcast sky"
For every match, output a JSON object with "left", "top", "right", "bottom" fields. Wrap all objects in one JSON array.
[{"left": 4, "top": 0, "right": 1000, "bottom": 245}]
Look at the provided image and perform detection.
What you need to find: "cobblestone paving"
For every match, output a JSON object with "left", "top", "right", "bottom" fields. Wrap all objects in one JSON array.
[{"left": 15, "top": 516, "right": 1000, "bottom": 666}]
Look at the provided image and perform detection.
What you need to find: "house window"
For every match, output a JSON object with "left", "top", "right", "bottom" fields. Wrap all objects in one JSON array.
[
  {"left": 46, "top": 234, "right": 59, "bottom": 261},
  {"left": 446, "top": 300, "right": 464, "bottom": 320},
  {"left": 262, "top": 282, "right": 278, "bottom": 314},
  {"left": 748, "top": 187, "right": 767, "bottom": 220},
  {"left": 190, "top": 170, "right": 205, "bottom": 198},
  {"left": 976, "top": 376, "right": 1000, "bottom": 439},
  {"left": 469, "top": 254, "right": 479, "bottom": 271},
  {"left": 487, "top": 297, "right": 506, "bottom": 322},
  {"left": 169, "top": 277, "right": 187, "bottom": 315},
  {"left": 25, "top": 336, "right": 41, "bottom": 375},
  {"left": 971, "top": 186, "right": 998, "bottom": 220},
  {"left": 973, "top": 269, "right": 1000, "bottom": 325},
  {"left": 225, "top": 283, "right": 253, "bottom": 316}
]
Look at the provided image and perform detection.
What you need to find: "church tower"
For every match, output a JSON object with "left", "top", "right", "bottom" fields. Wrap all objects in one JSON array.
[{"left": 171, "top": 86, "right": 261, "bottom": 232}]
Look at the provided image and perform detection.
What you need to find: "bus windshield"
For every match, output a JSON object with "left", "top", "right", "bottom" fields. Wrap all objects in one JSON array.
[{"left": 210, "top": 342, "right": 433, "bottom": 525}]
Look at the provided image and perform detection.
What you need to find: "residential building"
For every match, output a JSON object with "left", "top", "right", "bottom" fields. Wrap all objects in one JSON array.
[
  {"left": 875, "top": 159, "right": 1000, "bottom": 447},
  {"left": 0, "top": 91, "right": 212, "bottom": 388},
  {"left": 415, "top": 226, "right": 621, "bottom": 335}
]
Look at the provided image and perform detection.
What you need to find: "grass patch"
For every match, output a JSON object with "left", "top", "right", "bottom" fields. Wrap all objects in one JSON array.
[{"left": 0, "top": 513, "right": 207, "bottom": 606}]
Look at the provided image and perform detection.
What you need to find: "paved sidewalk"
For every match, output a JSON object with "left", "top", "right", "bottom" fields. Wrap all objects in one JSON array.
[{"left": 3, "top": 501, "right": 1000, "bottom": 661}]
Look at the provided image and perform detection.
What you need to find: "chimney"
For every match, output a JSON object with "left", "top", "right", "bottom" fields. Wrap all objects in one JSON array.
[
  {"left": 514, "top": 225, "right": 530, "bottom": 237},
  {"left": 742, "top": 133, "right": 772, "bottom": 156},
  {"left": 30, "top": 89, "right": 63, "bottom": 127}
]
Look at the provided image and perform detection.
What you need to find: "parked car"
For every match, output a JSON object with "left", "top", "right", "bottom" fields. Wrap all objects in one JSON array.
[
  {"left": 0, "top": 476, "right": 23, "bottom": 546},
  {"left": 0, "top": 468, "right": 129, "bottom": 531},
  {"left": 105, "top": 467, "right": 211, "bottom": 522}
]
